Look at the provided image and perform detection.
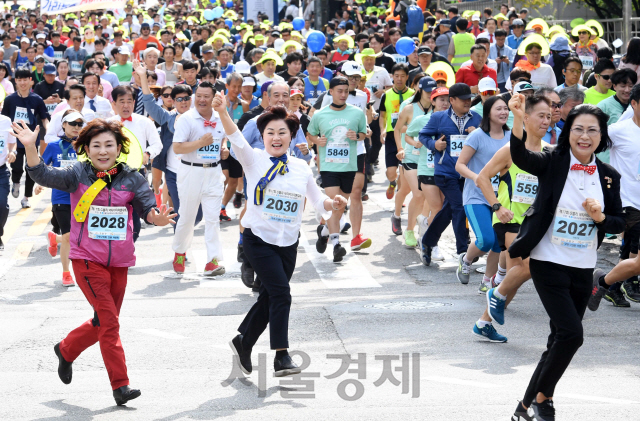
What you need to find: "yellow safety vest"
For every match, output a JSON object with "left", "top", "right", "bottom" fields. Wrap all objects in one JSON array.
[{"left": 451, "top": 32, "right": 476, "bottom": 71}]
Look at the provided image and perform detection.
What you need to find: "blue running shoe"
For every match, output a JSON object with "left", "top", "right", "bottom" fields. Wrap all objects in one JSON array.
[
  {"left": 472, "top": 322, "right": 507, "bottom": 343},
  {"left": 421, "top": 244, "right": 432, "bottom": 266},
  {"left": 487, "top": 287, "right": 506, "bottom": 325}
]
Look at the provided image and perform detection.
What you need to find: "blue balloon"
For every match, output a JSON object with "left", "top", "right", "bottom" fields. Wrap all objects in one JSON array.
[
  {"left": 226, "top": 1, "right": 234, "bottom": 7},
  {"left": 212, "top": 6, "right": 224, "bottom": 19},
  {"left": 203, "top": 9, "right": 215, "bottom": 21},
  {"left": 307, "top": 31, "right": 326, "bottom": 53},
  {"left": 395, "top": 37, "right": 416, "bottom": 56},
  {"left": 225, "top": 18, "right": 233, "bottom": 27},
  {"left": 292, "top": 17, "right": 305, "bottom": 31}
]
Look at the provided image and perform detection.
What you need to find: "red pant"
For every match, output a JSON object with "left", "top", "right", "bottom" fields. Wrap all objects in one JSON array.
[{"left": 60, "top": 259, "right": 130, "bottom": 390}]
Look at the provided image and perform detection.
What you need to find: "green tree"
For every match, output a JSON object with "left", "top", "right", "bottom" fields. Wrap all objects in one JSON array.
[{"left": 562, "top": 0, "right": 639, "bottom": 19}]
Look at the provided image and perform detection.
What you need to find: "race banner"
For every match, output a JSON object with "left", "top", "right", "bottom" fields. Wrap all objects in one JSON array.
[{"left": 41, "top": 0, "right": 127, "bottom": 15}]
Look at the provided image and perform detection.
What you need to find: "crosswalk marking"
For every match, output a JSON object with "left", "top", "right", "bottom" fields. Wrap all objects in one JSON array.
[
  {"left": 12, "top": 242, "right": 33, "bottom": 260},
  {"left": 193, "top": 248, "right": 245, "bottom": 288},
  {"left": 2, "top": 193, "right": 44, "bottom": 243},
  {"left": 136, "top": 328, "right": 187, "bottom": 340},
  {"left": 299, "top": 230, "right": 381, "bottom": 289},
  {"left": 27, "top": 205, "right": 52, "bottom": 236}
]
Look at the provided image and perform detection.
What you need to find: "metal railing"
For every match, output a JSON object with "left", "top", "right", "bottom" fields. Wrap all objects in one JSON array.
[{"left": 444, "top": 0, "right": 499, "bottom": 13}]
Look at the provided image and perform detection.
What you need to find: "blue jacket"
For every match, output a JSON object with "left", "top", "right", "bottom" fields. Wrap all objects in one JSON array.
[
  {"left": 419, "top": 107, "right": 482, "bottom": 179},
  {"left": 142, "top": 93, "right": 177, "bottom": 172}
]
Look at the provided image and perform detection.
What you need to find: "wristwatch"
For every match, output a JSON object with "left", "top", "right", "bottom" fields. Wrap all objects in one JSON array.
[{"left": 491, "top": 203, "right": 501, "bottom": 212}]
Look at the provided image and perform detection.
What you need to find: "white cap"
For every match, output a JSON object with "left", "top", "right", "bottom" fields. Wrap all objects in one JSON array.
[
  {"left": 242, "top": 76, "right": 256, "bottom": 87},
  {"left": 118, "top": 45, "right": 130, "bottom": 55},
  {"left": 274, "top": 38, "right": 285, "bottom": 51},
  {"left": 346, "top": 29, "right": 356, "bottom": 36},
  {"left": 478, "top": 77, "right": 497, "bottom": 92},
  {"left": 20, "top": 37, "right": 30, "bottom": 43},
  {"left": 62, "top": 111, "right": 86, "bottom": 124},
  {"left": 235, "top": 60, "right": 251, "bottom": 74},
  {"left": 342, "top": 61, "right": 363, "bottom": 76},
  {"left": 471, "top": 14, "right": 480, "bottom": 21},
  {"left": 36, "top": 33, "right": 46, "bottom": 39}
]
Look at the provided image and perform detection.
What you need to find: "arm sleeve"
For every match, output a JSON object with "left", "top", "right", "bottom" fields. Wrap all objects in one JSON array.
[
  {"left": 142, "top": 93, "right": 171, "bottom": 127},
  {"left": 172, "top": 114, "right": 191, "bottom": 143},
  {"left": 379, "top": 94, "right": 387, "bottom": 112},
  {"left": 306, "top": 171, "right": 331, "bottom": 221},
  {"left": 509, "top": 130, "right": 550, "bottom": 176},
  {"left": 25, "top": 157, "right": 80, "bottom": 193},
  {"left": 599, "top": 171, "right": 625, "bottom": 235},
  {"left": 227, "top": 128, "right": 257, "bottom": 168},
  {"left": 130, "top": 170, "right": 158, "bottom": 223}
]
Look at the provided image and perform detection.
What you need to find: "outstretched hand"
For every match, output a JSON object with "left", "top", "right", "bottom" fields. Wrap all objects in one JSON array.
[
  {"left": 509, "top": 93, "right": 525, "bottom": 121},
  {"left": 132, "top": 59, "right": 147, "bottom": 76},
  {"left": 212, "top": 90, "right": 227, "bottom": 114},
  {"left": 11, "top": 121, "right": 39, "bottom": 148},
  {"left": 147, "top": 204, "right": 177, "bottom": 226}
]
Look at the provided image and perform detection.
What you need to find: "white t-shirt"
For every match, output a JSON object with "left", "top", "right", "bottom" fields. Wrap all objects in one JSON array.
[
  {"left": 506, "top": 63, "right": 557, "bottom": 90},
  {"left": 172, "top": 108, "right": 226, "bottom": 165},
  {"left": 0, "top": 115, "right": 17, "bottom": 166},
  {"left": 364, "top": 66, "right": 392, "bottom": 110},
  {"left": 609, "top": 118, "right": 640, "bottom": 210},
  {"left": 107, "top": 114, "right": 163, "bottom": 159}
]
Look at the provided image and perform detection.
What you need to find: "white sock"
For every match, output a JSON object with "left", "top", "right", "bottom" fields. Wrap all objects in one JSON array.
[
  {"left": 321, "top": 225, "right": 329, "bottom": 237},
  {"left": 463, "top": 254, "right": 472, "bottom": 265},
  {"left": 494, "top": 288, "right": 507, "bottom": 300},
  {"left": 340, "top": 214, "right": 348, "bottom": 230},
  {"left": 393, "top": 213, "right": 401, "bottom": 219},
  {"left": 476, "top": 320, "right": 491, "bottom": 328},
  {"left": 494, "top": 264, "right": 507, "bottom": 285},
  {"left": 330, "top": 233, "right": 340, "bottom": 246},
  {"left": 483, "top": 275, "right": 492, "bottom": 284}
]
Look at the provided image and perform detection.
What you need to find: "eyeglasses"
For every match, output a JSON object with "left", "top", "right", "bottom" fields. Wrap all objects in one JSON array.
[
  {"left": 162, "top": 93, "right": 171, "bottom": 98},
  {"left": 66, "top": 121, "right": 84, "bottom": 127},
  {"left": 598, "top": 74, "right": 611, "bottom": 80},
  {"left": 565, "top": 68, "right": 582, "bottom": 74},
  {"left": 551, "top": 102, "right": 562, "bottom": 109},
  {"left": 570, "top": 128, "right": 601, "bottom": 137},
  {"left": 578, "top": 31, "right": 589, "bottom": 35},
  {"left": 480, "top": 90, "right": 496, "bottom": 96},
  {"left": 347, "top": 75, "right": 361, "bottom": 81},
  {"left": 174, "top": 96, "right": 191, "bottom": 102}
]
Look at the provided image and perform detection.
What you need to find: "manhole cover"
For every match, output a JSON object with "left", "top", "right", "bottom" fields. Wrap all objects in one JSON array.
[{"left": 363, "top": 301, "right": 452, "bottom": 310}]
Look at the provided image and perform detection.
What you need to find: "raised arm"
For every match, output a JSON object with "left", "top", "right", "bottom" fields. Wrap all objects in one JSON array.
[
  {"left": 212, "top": 90, "right": 256, "bottom": 168},
  {"left": 508, "top": 93, "right": 550, "bottom": 176}
]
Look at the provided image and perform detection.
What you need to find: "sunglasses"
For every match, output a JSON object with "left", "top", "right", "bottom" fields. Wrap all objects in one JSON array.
[
  {"left": 174, "top": 96, "right": 191, "bottom": 102},
  {"left": 551, "top": 102, "right": 562, "bottom": 109},
  {"left": 480, "top": 90, "right": 496, "bottom": 96},
  {"left": 162, "top": 93, "right": 171, "bottom": 98},
  {"left": 66, "top": 121, "right": 84, "bottom": 127},
  {"left": 578, "top": 31, "right": 589, "bottom": 35},
  {"left": 598, "top": 74, "right": 611, "bottom": 80}
]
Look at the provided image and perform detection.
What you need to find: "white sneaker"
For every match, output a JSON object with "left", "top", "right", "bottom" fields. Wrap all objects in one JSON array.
[
  {"left": 416, "top": 215, "right": 429, "bottom": 238},
  {"left": 20, "top": 197, "right": 30, "bottom": 209},
  {"left": 431, "top": 246, "right": 444, "bottom": 261}
]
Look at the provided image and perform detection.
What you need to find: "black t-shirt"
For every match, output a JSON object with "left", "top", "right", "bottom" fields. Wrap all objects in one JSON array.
[
  {"left": 376, "top": 53, "right": 396, "bottom": 74},
  {"left": 190, "top": 40, "right": 205, "bottom": 59},
  {"left": 382, "top": 44, "right": 397, "bottom": 55},
  {"left": 34, "top": 80, "right": 65, "bottom": 100},
  {"left": 1, "top": 92, "right": 49, "bottom": 147},
  {"left": 276, "top": 70, "right": 304, "bottom": 82},
  {"left": 237, "top": 104, "right": 264, "bottom": 132},
  {"left": 51, "top": 43, "right": 67, "bottom": 60},
  {"left": 299, "top": 112, "right": 310, "bottom": 136}
]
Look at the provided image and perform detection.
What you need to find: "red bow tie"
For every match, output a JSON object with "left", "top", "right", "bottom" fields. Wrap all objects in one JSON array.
[
  {"left": 121, "top": 116, "right": 132, "bottom": 122},
  {"left": 95, "top": 167, "right": 118, "bottom": 178},
  {"left": 204, "top": 120, "right": 217, "bottom": 128},
  {"left": 571, "top": 163, "right": 596, "bottom": 175}
]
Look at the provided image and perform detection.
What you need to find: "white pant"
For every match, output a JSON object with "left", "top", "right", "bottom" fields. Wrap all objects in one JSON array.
[{"left": 172, "top": 164, "right": 224, "bottom": 262}]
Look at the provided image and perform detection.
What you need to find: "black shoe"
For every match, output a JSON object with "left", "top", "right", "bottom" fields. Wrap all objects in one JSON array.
[
  {"left": 229, "top": 334, "right": 252, "bottom": 375},
  {"left": 54, "top": 342, "right": 72, "bottom": 384},
  {"left": 340, "top": 222, "right": 351, "bottom": 234},
  {"left": 316, "top": 224, "right": 328, "bottom": 254},
  {"left": 421, "top": 245, "right": 432, "bottom": 266},
  {"left": 605, "top": 288, "right": 631, "bottom": 307},
  {"left": 219, "top": 209, "right": 232, "bottom": 222},
  {"left": 621, "top": 279, "right": 640, "bottom": 303},
  {"left": 527, "top": 399, "right": 555, "bottom": 421},
  {"left": 333, "top": 243, "right": 347, "bottom": 262},
  {"left": 0, "top": 238, "right": 4, "bottom": 251},
  {"left": 241, "top": 261, "right": 254, "bottom": 288},
  {"left": 252, "top": 277, "right": 261, "bottom": 292},
  {"left": 511, "top": 400, "right": 533, "bottom": 421},
  {"left": 233, "top": 192, "right": 243, "bottom": 209},
  {"left": 361, "top": 192, "right": 369, "bottom": 201},
  {"left": 274, "top": 354, "right": 301, "bottom": 377},
  {"left": 113, "top": 385, "right": 141, "bottom": 406},
  {"left": 588, "top": 268, "right": 608, "bottom": 311},
  {"left": 237, "top": 244, "right": 244, "bottom": 263}
]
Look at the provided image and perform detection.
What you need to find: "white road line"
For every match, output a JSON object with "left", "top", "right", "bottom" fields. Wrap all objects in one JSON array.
[
  {"left": 299, "top": 230, "right": 381, "bottom": 289},
  {"left": 554, "top": 393, "right": 640, "bottom": 405},
  {"left": 194, "top": 248, "right": 245, "bottom": 288},
  {"left": 136, "top": 328, "right": 187, "bottom": 340}
]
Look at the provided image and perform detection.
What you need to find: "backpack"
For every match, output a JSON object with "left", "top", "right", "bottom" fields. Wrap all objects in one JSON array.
[{"left": 406, "top": 5, "right": 424, "bottom": 35}]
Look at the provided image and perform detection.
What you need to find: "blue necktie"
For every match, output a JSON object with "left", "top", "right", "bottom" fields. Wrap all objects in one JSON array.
[
  {"left": 89, "top": 99, "right": 96, "bottom": 112},
  {"left": 254, "top": 155, "right": 289, "bottom": 205}
]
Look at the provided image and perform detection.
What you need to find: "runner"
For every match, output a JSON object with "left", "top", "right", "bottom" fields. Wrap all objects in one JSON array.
[
  {"left": 13, "top": 118, "right": 175, "bottom": 405},
  {"left": 0, "top": 111, "right": 17, "bottom": 250}
]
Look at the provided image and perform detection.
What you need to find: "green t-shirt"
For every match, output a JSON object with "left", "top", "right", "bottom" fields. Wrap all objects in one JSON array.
[
  {"left": 583, "top": 87, "right": 615, "bottom": 105},
  {"left": 109, "top": 62, "right": 133, "bottom": 83},
  {"left": 381, "top": 87, "right": 415, "bottom": 132},
  {"left": 308, "top": 104, "right": 368, "bottom": 173},
  {"left": 406, "top": 112, "right": 435, "bottom": 176},
  {"left": 597, "top": 95, "right": 625, "bottom": 125}
]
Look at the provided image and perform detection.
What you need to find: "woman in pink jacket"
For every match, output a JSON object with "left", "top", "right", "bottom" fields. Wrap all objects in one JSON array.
[{"left": 618, "top": 37, "right": 640, "bottom": 85}]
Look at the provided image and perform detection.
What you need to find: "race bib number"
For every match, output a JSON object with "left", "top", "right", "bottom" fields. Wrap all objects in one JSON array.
[
  {"left": 411, "top": 144, "right": 421, "bottom": 155},
  {"left": 426, "top": 149, "right": 434, "bottom": 168},
  {"left": 579, "top": 55, "right": 594, "bottom": 70},
  {"left": 196, "top": 139, "right": 221, "bottom": 160},
  {"left": 392, "top": 54, "right": 406, "bottom": 64},
  {"left": 391, "top": 112, "right": 399, "bottom": 128},
  {"left": 551, "top": 207, "right": 597, "bottom": 249},
  {"left": 53, "top": 51, "right": 64, "bottom": 60},
  {"left": 60, "top": 159, "right": 76, "bottom": 168},
  {"left": 307, "top": 97, "right": 318, "bottom": 106},
  {"left": 46, "top": 103, "right": 58, "bottom": 114},
  {"left": 325, "top": 141, "right": 350, "bottom": 164},
  {"left": 512, "top": 173, "right": 538, "bottom": 204},
  {"left": 449, "top": 135, "right": 466, "bottom": 158},
  {"left": 491, "top": 174, "right": 500, "bottom": 193},
  {"left": 70, "top": 61, "right": 82, "bottom": 73},
  {"left": 87, "top": 205, "right": 128, "bottom": 241},
  {"left": 14, "top": 107, "right": 29, "bottom": 124},
  {"left": 0, "top": 133, "right": 6, "bottom": 154},
  {"left": 262, "top": 188, "right": 303, "bottom": 224}
]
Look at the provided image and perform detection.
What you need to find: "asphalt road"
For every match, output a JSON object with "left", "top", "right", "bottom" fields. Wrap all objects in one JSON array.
[{"left": 1, "top": 164, "right": 639, "bottom": 421}]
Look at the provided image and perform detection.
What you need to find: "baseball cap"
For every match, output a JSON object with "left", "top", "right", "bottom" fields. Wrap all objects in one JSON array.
[
  {"left": 235, "top": 60, "right": 251, "bottom": 74},
  {"left": 242, "top": 75, "right": 256, "bottom": 87},
  {"left": 417, "top": 46, "right": 432, "bottom": 56},
  {"left": 117, "top": 45, "right": 130, "bottom": 56},
  {"left": 141, "top": 22, "right": 150, "bottom": 29},
  {"left": 290, "top": 89, "right": 304, "bottom": 97},
  {"left": 514, "top": 81, "right": 535, "bottom": 93},
  {"left": 338, "top": 21, "right": 346, "bottom": 28},
  {"left": 35, "top": 55, "right": 46, "bottom": 62},
  {"left": 448, "top": 83, "right": 473, "bottom": 99},
  {"left": 202, "top": 44, "right": 213, "bottom": 53},
  {"left": 346, "top": 29, "right": 356, "bottom": 36},
  {"left": 439, "top": 19, "right": 451, "bottom": 26},
  {"left": 20, "top": 37, "right": 30, "bottom": 44},
  {"left": 36, "top": 33, "right": 46, "bottom": 39},
  {"left": 478, "top": 77, "right": 497, "bottom": 92},
  {"left": 431, "top": 69, "right": 448, "bottom": 82},
  {"left": 471, "top": 14, "right": 480, "bottom": 21},
  {"left": 342, "top": 61, "right": 363, "bottom": 76},
  {"left": 43, "top": 63, "right": 56, "bottom": 74},
  {"left": 430, "top": 87, "right": 449, "bottom": 100},
  {"left": 419, "top": 76, "right": 437, "bottom": 92},
  {"left": 513, "top": 19, "right": 524, "bottom": 26},
  {"left": 260, "top": 80, "right": 273, "bottom": 96}
]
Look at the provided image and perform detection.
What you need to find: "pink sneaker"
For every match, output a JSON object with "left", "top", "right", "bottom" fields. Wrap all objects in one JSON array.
[
  {"left": 47, "top": 231, "right": 58, "bottom": 257},
  {"left": 62, "top": 272, "right": 75, "bottom": 287},
  {"left": 204, "top": 259, "right": 225, "bottom": 276}
]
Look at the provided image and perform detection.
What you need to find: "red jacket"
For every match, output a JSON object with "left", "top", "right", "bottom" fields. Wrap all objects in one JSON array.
[{"left": 455, "top": 63, "right": 498, "bottom": 88}]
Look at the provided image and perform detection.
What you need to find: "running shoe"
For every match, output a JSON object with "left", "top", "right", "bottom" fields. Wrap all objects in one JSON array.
[
  {"left": 219, "top": 209, "right": 232, "bottom": 221},
  {"left": 404, "top": 230, "right": 417, "bottom": 247},
  {"left": 204, "top": 259, "right": 225, "bottom": 276},
  {"left": 472, "top": 322, "right": 507, "bottom": 343},
  {"left": 456, "top": 252, "right": 471, "bottom": 284},
  {"left": 47, "top": 231, "right": 58, "bottom": 257},
  {"left": 421, "top": 244, "right": 432, "bottom": 266},
  {"left": 21, "top": 197, "right": 30, "bottom": 208},
  {"left": 173, "top": 253, "right": 186, "bottom": 273},
  {"left": 386, "top": 180, "right": 397, "bottom": 199},
  {"left": 487, "top": 287, "right": 506, "bottom": 325},
  {"left": 416, "top": 215, "right": 428, "bottom": 238},
  {"left": 154, "top": 189, "right": 162, "bottom": 207},
  {"left": 316, "top": 224, "right": 328, "bottom": 254},
  {"left": 512, "top": 401, "right": 533, "bottom": 421},
  {"left": 391, "top": 215, "right": 402, "bottom": 235},
  {"left": 340, "top": 222, "right": 351, "bottom": 234},
  {"left": 621, "top": 278, "right": 640, "bottom": 303},
  {"left": 477, "top": 278, "right": 491, "bottom": 294},
  {"left": 604, "top": 288, "right": 631, "bottom": 307},
  {"left": 431, "top": 246, "right": 444, "bottom": 261},
  {"left": 588, "top": 268, "right": 608, "bottom": 311},
  {"left": 361, "top": 192, "right": 369, "bottom": 201},
  {"left": 333, "top": 243, "right": 347, "bottom": 262},
  {"left": 11, "top": 182, "right": 19, "bottom": 198},
  {"left": 233, "top": 192, "right": 243, "bottom": 209},
  {"left": 350, "top": 234, "right": 372, "bottom": 251},
  {"left": 0, "top": 238, "right": 4, "bottom": 251},
  {"left": 62, "top": 271, "right": 75, "bottom": 287},
  {"left": 527, "top": 399, "right": 555, "bottom": 421}
]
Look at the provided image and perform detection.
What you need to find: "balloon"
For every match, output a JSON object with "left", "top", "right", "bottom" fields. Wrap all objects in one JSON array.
[
  {"left": 212, "top": 6, "right": 224, "bottom": 19},
  {"left": 292, "top": 17, "right": 305, "bottom": 31},
  {"left": 225, "top": 19, "right": 233, "bottom": 28},
  {"left": 226, "top": 1, "right": 234, "bottom": 7},
  {"left": 203, "top": 9, "right": 215, "bottom": 21},
  {"left": 395, "top": 37, "right": 416, "bottom": 56},
  {"left": 306, "top": 31, "right": 326, "bottom": 53}
]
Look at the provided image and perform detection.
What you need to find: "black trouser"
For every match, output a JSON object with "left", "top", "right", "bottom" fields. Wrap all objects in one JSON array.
[
  {"left": 369, "top": 120, "right": 382, "bottom": 164},
  {"left": 11, "top": 148, "right": 34, "bottom": 198},
  {"left": 0, "top": 165, "right": 10, "bottom": 237},
  {"left": 523, "top": 259, "right": 592, "bottom": 406},
  {"left": 238, "top": 228, "right": 297, "bottom": 350},
  {"left": 131, "top": 168, "right": 148, "bottom": 242}
]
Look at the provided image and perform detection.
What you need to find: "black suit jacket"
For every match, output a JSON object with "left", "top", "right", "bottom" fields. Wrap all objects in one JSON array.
[{"left": 508, "top": 131, "right": 626, "bottom": 259}]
